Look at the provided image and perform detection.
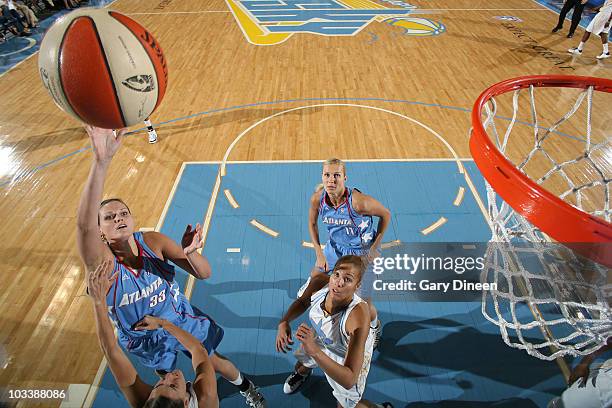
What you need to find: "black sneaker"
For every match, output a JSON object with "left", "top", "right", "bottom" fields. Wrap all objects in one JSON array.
[
  {"left": 551, "top": 26, "right": 561, "bottom": 33},
  {"left": 240, "top": 380, "right": 266, "bottom": 407},
  {"left": 283, "top": 370, "right": 311, "bottom": 394},
  {"left": 382, "top": 403, "right": 394, "bottom": 408}
]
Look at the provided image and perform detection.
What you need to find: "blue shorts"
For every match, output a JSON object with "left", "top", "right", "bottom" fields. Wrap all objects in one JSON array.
[
  {"left": 122, "top": 305, "right": 224, "bottom": 371},
  {"left": 322, "top": 241, "right": 377, "bottom": 299},
  {"left": 323, "top": 240, "right": 367, "bottom": 271}
]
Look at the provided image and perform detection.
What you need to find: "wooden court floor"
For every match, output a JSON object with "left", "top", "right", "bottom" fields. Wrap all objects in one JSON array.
[{"left": 0, "top": 0, "right": 610, "bottom": 406}]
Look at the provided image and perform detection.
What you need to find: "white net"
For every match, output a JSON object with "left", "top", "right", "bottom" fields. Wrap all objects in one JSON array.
[{"left": 477, "top": 82, "right": 611, "bottom": 361}]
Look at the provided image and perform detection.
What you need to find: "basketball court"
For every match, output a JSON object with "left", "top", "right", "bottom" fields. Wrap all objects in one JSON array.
[{"left": 0, "top": 0, "right": 610, "bottom": 407}]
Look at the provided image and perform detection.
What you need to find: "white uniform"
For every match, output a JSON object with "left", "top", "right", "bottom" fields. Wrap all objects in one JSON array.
[
  {"left": 294, "top": 287, "right": 375, "bottom": 408},
  {"left": 586, "top": 0, "right": 612, "bottom": 34},
  {"left": 186, "top": 382, "right": 198, "bottom": 408},
  {"left": 558, "top": 359, "right": 612, "bottom": 408}
]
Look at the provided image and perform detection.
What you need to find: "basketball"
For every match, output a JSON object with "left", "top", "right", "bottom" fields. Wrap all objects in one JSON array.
[{"left": 38, "top": 8, "right": 167, "bottom": 129}]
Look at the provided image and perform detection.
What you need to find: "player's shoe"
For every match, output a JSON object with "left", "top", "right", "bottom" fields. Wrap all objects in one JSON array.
[
  {"left": 596, "top": 52, "right": 610, "bottom": 59},
  {"left": 381, "top": 403, "right": 394, "bottom": 408},
  {"left": 240, "top": 380, "right": 266, "bottom": 407},
  {"left": 283, "top": 370, "right": 311, "bottom": 394},
  {"left": 147, "top": 129, "right": 158, "bottom": 144},
  {"left": 567, "top": 47, "right": 582, "bottom": 55},
  {"left": 551, "top": 26, "right": 561, "bottom": 33},
  {"left": 372, "top": 319, "right": 382, "bottom": 350}
]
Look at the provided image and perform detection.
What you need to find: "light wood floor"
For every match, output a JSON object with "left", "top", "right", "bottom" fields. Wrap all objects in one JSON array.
[{"left": 0, "top": 0, "right": 610, "bottom": 406}]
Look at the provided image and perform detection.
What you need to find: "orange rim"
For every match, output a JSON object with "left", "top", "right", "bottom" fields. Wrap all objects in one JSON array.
[{"left": 470, "top": 75, "right": 612, "bottom": 267}]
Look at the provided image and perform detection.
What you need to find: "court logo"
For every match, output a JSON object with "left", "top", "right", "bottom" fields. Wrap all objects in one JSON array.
[
  {"left": 386, "top": 17, "right": 445, "bottom": 36},
  {"left": 494, "top": 15, "right": 523, "bottom": 22},
  {"left": 226, "top": 0, "right": 417, "bottom": 45}
]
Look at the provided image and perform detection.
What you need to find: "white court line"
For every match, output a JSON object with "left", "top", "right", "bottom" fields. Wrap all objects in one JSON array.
[
  {"left": 302, "top": 241, "right": 325, "bottom": 249},
  {"left": 224, "top": 189, "right": 240, "bottom": 208},
  {"left": 129, "top": 11, "right": 231, "bottom": 14},
  {"left": 453, "top": 186, "right": 465, "bottom": 207},
  {"left": 381, "top": 240, "right": 402, "bottom": 249},
  {"left": 182, "top": 158, "right": 474, "bottom": 164},
  {"left": 421, "top": 217, "right": 447, "bottom": 235},
  {"left": 226, "top": 248, "right": 241, "bottom": 253},
  {"left": 127, "top": 8, "right": 546, "bottom": 15},
  {"left": 250, "top": 219, "right": 280, "bottom": 237},
  {"left": 220, "top": 103, "right": 469, "bottom": 177}
]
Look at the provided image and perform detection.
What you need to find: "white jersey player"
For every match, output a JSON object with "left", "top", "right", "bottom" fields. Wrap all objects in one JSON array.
[{"left": 276, "top": 255, "right": 393, "bottom": 408}]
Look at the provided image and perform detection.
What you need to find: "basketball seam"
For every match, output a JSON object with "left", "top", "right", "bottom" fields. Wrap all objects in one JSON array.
[
  {"left": 108, "top": 11, "right": 161, "bottom": 112},
  {"left": 57, "top": 18, "right": 85, "bottom": 123},
  {"left": 88, "top": 16, "right": 127, "bottom": 128}
]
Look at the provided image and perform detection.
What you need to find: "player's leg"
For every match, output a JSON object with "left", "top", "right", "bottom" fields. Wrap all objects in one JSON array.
[
  {"left": 298, "top": 242, "right": 337, "bottom": 297},
  {"left": 210, "top": 352, "right": 266, "bottom": 407},
  {"left": 596, "top": 30, "right": 610, "bottom": 59},
  {"left": 569, "top": 31, "right": 591, "bottom": 54},
  {"left": 144, "top": 118, "right": 158, "bottom": 144},
  {"left": 284, "top": 346, "right": 316, "bottom": 394}
]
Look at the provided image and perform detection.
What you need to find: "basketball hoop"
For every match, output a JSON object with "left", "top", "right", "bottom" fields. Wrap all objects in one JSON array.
[{"left": 470, "top": 75, "right": 611, "bottom": 360}]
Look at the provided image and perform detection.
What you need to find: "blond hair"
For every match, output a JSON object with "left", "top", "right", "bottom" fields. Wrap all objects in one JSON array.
[{"left": 323, "top": 158, "right": 346, "bottom": 174}]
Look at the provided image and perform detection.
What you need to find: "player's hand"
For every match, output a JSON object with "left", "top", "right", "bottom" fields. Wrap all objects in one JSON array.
[
  {"left": 276, "top": 321, "right": 294, "bottom": 353},
  {"left": 568, "top": 362, "right": 590, "bottom": 387},
  {"left": 87, "top": 259, "right": 118, "bottom": 305},
  {"left": 581, "top": 0, "right": 588, "bottom": 4},
  {"left": 315, "top": 253, "right": 327, "bottom": 272},
  {"left": 85, "top": 125, "right": 126, "bottom": 164},
  {"left": 366, "top": 245, "right": 381, "bottom": 263},
  {"left": 296, "top": 323, "right": 319, "bottom": 356},
  {"left": 134, "top": 315, "right": 164, "bottom": 331},
  {"left": 182, "top": 223, "right": 203, "bottom": 255}
]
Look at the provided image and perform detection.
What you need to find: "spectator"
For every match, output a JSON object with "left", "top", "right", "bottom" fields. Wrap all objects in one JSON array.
[
  {"left": 14, "top": 1, "right": 37, "bottom": 28},
  {"left": 0, "top": 1, "right": 30, "bottom": 36}
]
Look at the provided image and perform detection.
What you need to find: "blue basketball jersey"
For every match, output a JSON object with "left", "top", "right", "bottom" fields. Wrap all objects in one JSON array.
[
  {"left": 105, "top": 232, "right": 217, "bottom": 370},
  {"left": 319, "top": 187, "right": 376, "bottom": 250}
]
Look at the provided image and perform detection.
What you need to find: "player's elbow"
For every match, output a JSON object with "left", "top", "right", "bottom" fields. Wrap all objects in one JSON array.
[
  {"left": 201, "top": 267, "right": 212, "bottom": 279},
  {"left": 382, "top": 207, "right": 391, "bottom": 220},
  {"left": 340, "top": 376, "right": 357, "bottom": 390},
  {"left": 339, "top": 370, "right": 359, "bottom": 390}
]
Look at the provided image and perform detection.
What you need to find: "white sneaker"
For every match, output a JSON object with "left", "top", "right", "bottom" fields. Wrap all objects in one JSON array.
[
  {"left": 596, "top": 52, "right": 610, "bottom": 59},
  {"left": 568, "top": 47, "right": 582, "bottom": 55},
  {"left": 147, "top": 129, "right": 158, "bottom": 144}
]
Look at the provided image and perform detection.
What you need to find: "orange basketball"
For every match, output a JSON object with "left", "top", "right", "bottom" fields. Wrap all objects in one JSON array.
[{"left": 38, "top": 8, "right": 168, "bottom": 129}]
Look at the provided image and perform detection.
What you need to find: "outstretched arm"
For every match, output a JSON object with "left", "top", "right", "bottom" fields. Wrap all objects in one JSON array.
[
  {"left": 77, "top": 126, "right": 126, "bottom": 270},
  {"left": 146, "top": 225, "right": 212, "bottom": 279},
  {"left": 134, "top": 316, "right": 218, "bottom": 407},
  {"left": 89, "top": 261, "right": 152, "bottom": 408},
  {"left": 276, "top": 273, "right": 329, "bottom": 353}
]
